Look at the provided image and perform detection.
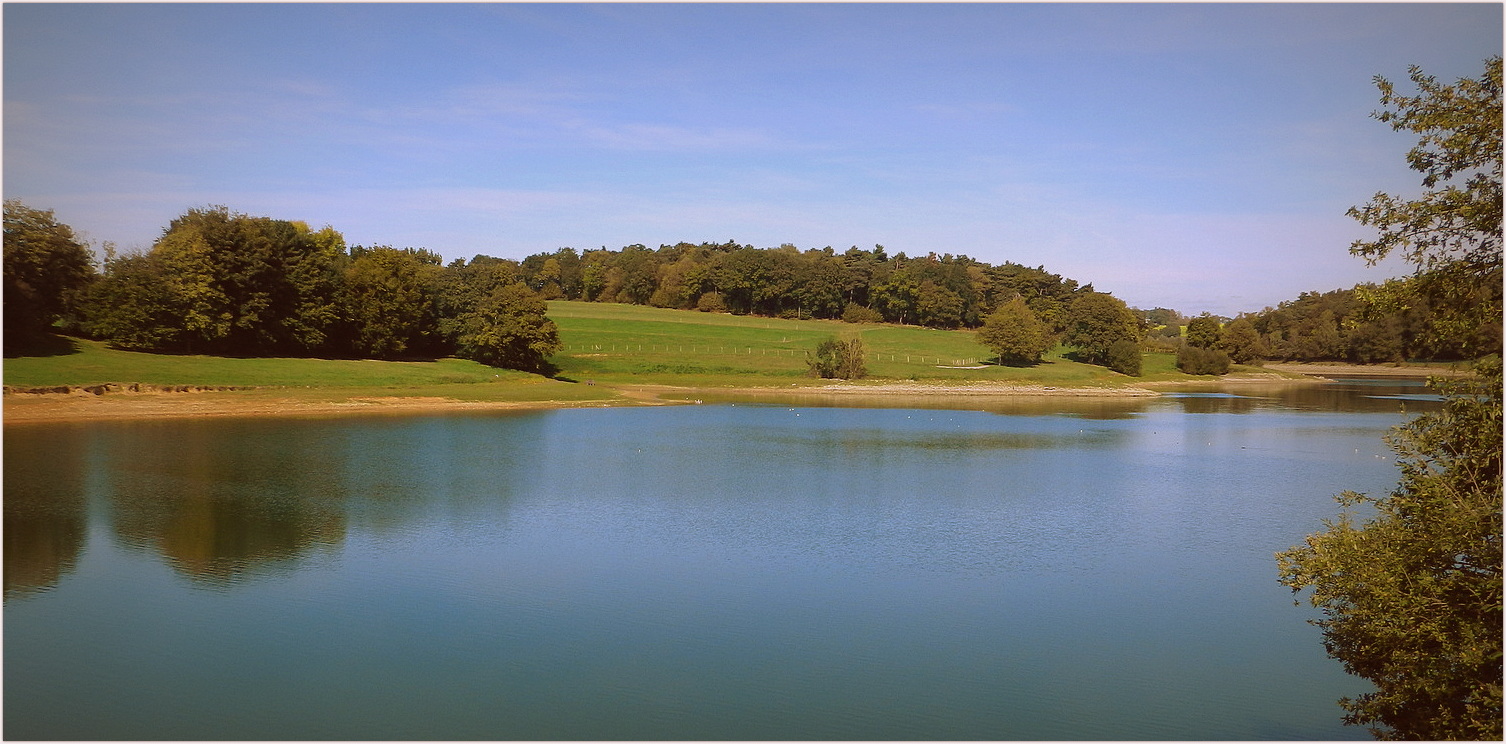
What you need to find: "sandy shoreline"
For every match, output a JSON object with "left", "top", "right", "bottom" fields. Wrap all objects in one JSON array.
[
  {"left": 1259, "top": 362, "right": 1473, "bottom": 378},
  {"left": 3, "top": 363, "right": 1454, "bottom": 424},
  {"left": 0, "top": 391, "right": 626, "bottom": 424}
]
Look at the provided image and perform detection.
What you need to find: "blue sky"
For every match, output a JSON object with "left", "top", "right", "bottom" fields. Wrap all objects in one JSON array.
[{"left": 5, "top": 3, "right": 1500, "bottom": 315}]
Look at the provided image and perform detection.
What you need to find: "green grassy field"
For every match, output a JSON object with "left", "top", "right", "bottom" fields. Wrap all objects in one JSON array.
[
  {"left": 3, "top": 337, "right": 532, "bottom": 388},
  {"left": 1, "top": 336, "right": 620, "bottom": 405},
  {"left": 547, "top": 300, "right": 1219, "bottom": 386},
  {"left": 4, "top": 301, "right": 1267, "bottom": 396}
]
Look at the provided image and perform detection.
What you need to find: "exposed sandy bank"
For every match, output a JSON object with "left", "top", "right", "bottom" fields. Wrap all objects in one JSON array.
[
  {"left": 1, "top": 389, "right": 631, "bottom": 424},
  {"left": 7, "top": 363, "right": 1441, "bottom": 424},
  {"left": 785, "top": 382, "right": 1159, "bottom": 397},
  {"left": 1260, "top": 362, "right": 1472, "bottom": 378}
]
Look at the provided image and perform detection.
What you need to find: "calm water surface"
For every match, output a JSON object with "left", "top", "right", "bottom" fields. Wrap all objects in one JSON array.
[{"left": 4, "top": 378, "right": 1436, "bottom": 739}]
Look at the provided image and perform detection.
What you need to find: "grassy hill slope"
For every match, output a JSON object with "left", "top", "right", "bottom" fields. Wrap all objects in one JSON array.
[{"left": 549, "top": 300, "right": 1182, "bottom": 387}]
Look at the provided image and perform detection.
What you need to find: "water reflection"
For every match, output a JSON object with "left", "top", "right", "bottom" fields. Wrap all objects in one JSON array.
[
  {"left": 101, "top": 420, "right": 349, "bottom": 587},
  {"left": 4, "top": 413, "right": 550, "bottom": 592},
  {"left": 5, "top": 393, "right": 1422, "bottom": 739},
  {"left": 2, "top": 378, "right": 1434, "bottom": 597},
  {"left": 1166, "top": 377, "right": 1439, "bottom": 414},
  {"left": 685, "top": 377, "right": 1441, "bottom": 418},
  {"left": 4, "top": 426, "right": 89, "bottom": 599}
]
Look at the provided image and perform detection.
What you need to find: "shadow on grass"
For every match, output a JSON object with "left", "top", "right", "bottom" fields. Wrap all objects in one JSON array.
[{"left": 3, "top": 334, "right": 81, "bottom": 359}]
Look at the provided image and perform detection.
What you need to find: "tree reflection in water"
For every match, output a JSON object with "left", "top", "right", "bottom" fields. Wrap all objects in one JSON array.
[{"left": 4, "top": 426, "right": 88, "bottom": 599}]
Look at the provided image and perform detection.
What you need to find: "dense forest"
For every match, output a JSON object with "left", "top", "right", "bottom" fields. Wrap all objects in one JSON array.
[{"left": 3, "top": 199, "right": 1496, "bottom": 376}]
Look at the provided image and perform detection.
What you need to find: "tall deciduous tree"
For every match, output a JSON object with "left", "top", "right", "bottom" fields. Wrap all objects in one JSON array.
[
  {"left": 1347, "top": 56, "right": 1501, "bottom": 359},
  {"left": 80, "top": 253, "right": 183, "bottom": 351},
  {"left": 1185, "top": 314, "right": 1222, "bottom": 349},
  {"left": 452, "top": 282, "right": 562, "bottom": 373},
  {"left": 915, "top": 280, "right": 964, "bottom": 328},
  {"left": 1063, "top": 291, "right": 1139, "bottom": 367},
  {"left": 1279, "top": 57, "right": 1503, "bottom": 741},
  {"left": 147, "top": 206, "right": 346, "bottom": 355},
  {"left": 1278, "top": 360, "right": 1502, "bottom": 739},
  {"left": 3, "top": 200, "right": 97, "bottom": 350},
  {"left": 341, "top": 246, "right": 443, "bottom": 358},
  {"left": 1219, "top": 317, "right": 1265, "bottom": 364},
  {"left": 977, "top": 296, "right": 1050, "bottom": 365}
]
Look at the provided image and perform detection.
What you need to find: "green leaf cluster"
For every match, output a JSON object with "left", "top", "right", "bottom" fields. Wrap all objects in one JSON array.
[
  {"left": 976, "top": 297, "right": 1050, "bottom": 366},
  {"left": 1279, "top": 56, "right": 1504, "bottom": 740},
  {"left": 1062, "top": 291, "right": 1140, "bottom": 371},
  {"left": 1185, "top": 314, "right": 1222, "bottom": 349},
  {"left": 1175, "top": 344, "right": 1230, "bottom": 375},
  {"left": 3, "top": 200, "right": 97, "bottom": 351},
  {"left": 1348, "top": 56, "right": 1502, "bottom": 360},
  {"left": 1277, "top": 358, "right": 1502, "bottom": 739},
  {"left": 452, "top": 283, "right": 562, "bottom": 374}
]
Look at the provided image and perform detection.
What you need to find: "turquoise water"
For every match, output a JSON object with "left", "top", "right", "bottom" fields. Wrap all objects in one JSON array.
[{"left": 4, "top": 379, "right": 1431, "bottom": 739}]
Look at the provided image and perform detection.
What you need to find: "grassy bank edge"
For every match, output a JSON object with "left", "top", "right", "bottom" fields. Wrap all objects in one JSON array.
[{"left": 9, "top": 323, "right": 1461, "bottom": 424}]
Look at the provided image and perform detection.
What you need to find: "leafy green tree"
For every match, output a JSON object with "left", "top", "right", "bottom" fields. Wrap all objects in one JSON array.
[
  {"left": 1219, "top": 317, "right": 1265, "bottom": 363},
  {"left": 341, "top": 246, "right": 443, "bottom": 358},
  {"left": 3, "top": 200, "right": 97, "bottom": 350},
  {"left": 1105, "top": 339, "right": 1142, "bottom": 376},
  {"left": 1278, "top": 57, "right": 1504, "bottom": 741},
  {"left": 580, "top": 249, "right": 612, "bottom": 302},
  {"left": 1185, "top": 314, "right": 1222, "bottom": 349},
  {"left": 1064, "top": 291, "right": 1139, "bottom": 367},
  {"left": 696, "top": 291, "right": 727, "bottom": 313},
  {"left": 807, "top": 336, "right": 866, "bottom": 379},
  {"left": 452, "top": 282, "right": 562, "bottom": 372},
  {"left": 977, "top": 296, "right": 1050, "bottom": 365},
  {"left": 610, "top": 244, "right": 660, "bottom": 305},
  {"left": 792, "top": 251, "right": 847, "bottom": 319},
  {"left": 145, "top": 206, "right": 346, "bottom": 355},
  {"left": 1347, "top": 56, "right": 1502, "bottom": 359},
  {"left": 872, "top": 274, "right": 920, "bottom": 325},
  {"left": 915, "top": 280, "right": 964, "bottom": 328},
  {"left": 536, "top": 257, "right": 565, "bottom": 300},
  {"left": 1278, "top": 358, "right": 1502, "bottom": 739},
  {"left": 1344, "top": 314, "right": 1408, "bottom": 364},
  {"left": 79, "top": 252, "right": 183, "bottom": 351},
  {"left": 650, "top": 254, "right": 700, "bottom": 309}
]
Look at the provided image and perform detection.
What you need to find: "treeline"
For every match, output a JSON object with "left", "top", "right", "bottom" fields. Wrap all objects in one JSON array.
[
  {"left": 6, "top": 199, "right": 1129, "bottom": 366},
  {"left": 7, "top": 199, "right": 1494, "bottom": 374},
  {"left": 1242, "top": 284, "right": 1499, "bottom": 363},
  {"left": 4, "top": 203, "right": 562, "bottom": 371},
  {"left": 509, "top": 239, "right": 1099, "bottom": 331},
  {"left": 1154, "top": 283, "right": 1500, "bottom": 370}
]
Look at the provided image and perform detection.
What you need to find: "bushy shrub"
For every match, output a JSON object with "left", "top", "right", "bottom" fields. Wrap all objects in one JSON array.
[
  {"left": 841, "top": 304, "right": 882, "bottom": 324},
  {"left": 1177, "top": 344, "right": 1231, "bottom": 375},
  {"left": 1105, "top": 339, "right": 1142, "bottom": 376},
  {"left": 696, "top": 291, "right": 726, "bottom": 313},
  {"left": 808, "top": 336, "right": 866, "bottom": 379}
]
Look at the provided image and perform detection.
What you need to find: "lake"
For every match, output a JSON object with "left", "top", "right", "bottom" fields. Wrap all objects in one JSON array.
[{"left": 4, "top": 378, "right": 1438, "bottom": 740}]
